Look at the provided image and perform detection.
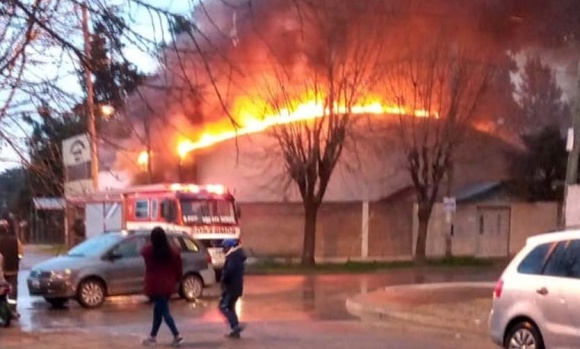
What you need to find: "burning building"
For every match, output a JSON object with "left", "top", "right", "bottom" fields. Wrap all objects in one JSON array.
[{"left": 97, "top": 0, "right": 566, "bottom": 260}]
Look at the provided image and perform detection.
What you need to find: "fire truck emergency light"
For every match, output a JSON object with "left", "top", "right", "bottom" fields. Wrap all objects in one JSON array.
[{"left": 168, "top": 183, "right": 226, "bottom": 195}]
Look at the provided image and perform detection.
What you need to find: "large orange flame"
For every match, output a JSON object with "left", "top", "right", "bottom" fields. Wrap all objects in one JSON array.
[{"left": 174, "top": 99, "right": 437, "bottom": 158}]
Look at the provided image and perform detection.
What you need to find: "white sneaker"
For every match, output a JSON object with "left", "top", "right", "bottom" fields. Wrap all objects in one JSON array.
[
  {"left": 142, "top": 337, "right": 157, "bottom": 346},
  {"left": 171, "top": 336, "right": 184, "bottom": 347}
]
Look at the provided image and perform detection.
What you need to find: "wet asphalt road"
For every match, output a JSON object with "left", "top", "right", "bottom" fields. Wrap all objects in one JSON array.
[
  {"left": 13, "top": 249, "right": 503, "bottom": 348},
  {"left": 17, "top": 268, "right": 500, "bottom": 330}
]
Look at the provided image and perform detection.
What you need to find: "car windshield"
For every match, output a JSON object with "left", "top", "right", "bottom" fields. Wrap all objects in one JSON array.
[
  {"left": 67, "top": 233, "right": 123, "bottom": 257},
  {"left": 181, "top": 199, "right": 236, "bottom": 225}
]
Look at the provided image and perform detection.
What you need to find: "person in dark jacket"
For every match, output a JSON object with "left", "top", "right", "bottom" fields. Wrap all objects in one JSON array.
[
  {"left": 141, "top": 227, "right": 184, "bottom": 347},
  {"left": 0, "top": 219, "right": 19, "bottom": 301},
  {"left": 219, "top": 238, "right": 247, "bottom": 339}
]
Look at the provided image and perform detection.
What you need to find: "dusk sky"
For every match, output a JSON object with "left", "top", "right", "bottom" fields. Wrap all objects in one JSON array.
[{"left": 0, "top": 0, "right": 191, "bottom": 171}]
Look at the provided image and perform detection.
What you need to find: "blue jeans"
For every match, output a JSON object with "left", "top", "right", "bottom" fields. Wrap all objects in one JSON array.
[
  {"left": 219, "top": 292, "right": 240, "bottom": 330},
  {"left": 150, "top": 296, "right": 179, "bottom": 337}
]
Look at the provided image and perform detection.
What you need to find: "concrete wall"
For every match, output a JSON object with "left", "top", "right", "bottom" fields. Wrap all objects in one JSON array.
[
  {"left": 194, "top": 120, "right": 514, "bottom": 203},
  {"left": 239, "top": 199, "right": 558, "bottom": 260},
  {"left": 509, "top": 202, "right": 560, "bottom": 255},
  {"left": 417, "top": 201, "right": 560, "bottom": 258}
]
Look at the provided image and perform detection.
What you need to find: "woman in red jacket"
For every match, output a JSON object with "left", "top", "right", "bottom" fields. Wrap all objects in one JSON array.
[{"left": 141, "top": 227, "right": 184, "bottom": 347}]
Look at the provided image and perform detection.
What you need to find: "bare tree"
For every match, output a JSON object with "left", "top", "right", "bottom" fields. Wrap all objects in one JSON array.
[
  {"left": 256, "top": 0, "right": 387, "bottom": 266},
  {"left": 382, "top": 37, "right": 493, "bottom": 262},
  {"left": 0, "top": 0, "right": 245, "bottom": 182}
]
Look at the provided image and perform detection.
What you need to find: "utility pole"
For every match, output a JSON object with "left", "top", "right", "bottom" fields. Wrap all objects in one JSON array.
[
  {"left": 563, "top": 58, "right": 580, "bottom": 227},
  {"left": 144, "top": 114, "right": 152, "bottom": 184},
  {"left": 444, "top": 161, "right": 454, "bottom": 258},
  {"left": 81, "top": 2, "right": 99, "bottom": 191}
]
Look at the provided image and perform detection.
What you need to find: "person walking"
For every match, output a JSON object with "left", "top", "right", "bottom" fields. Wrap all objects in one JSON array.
[
  {"left": 219, "top": 238, "right": 247, "bottom": 339},
  {"left": 141, "top": 227, "right": 184, "bottom": 347},
  {"left": 0, "top": 219, "right": 19, "bottom": 302}
]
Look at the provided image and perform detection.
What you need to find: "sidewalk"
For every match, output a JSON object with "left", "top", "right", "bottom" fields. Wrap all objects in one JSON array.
[{"left": 346, "top": 282, "right": 495, "bottom": 336}]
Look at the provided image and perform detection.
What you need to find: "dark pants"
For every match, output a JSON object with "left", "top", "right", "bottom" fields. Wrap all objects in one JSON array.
[
  {"left": 150, "top": 296, "right": 179, "bottom": 337},
  {"left": 5, "top": 274, "right": 17, "bottom": 301},
  {"left": 219, "top": 292, "right": 240, "bottom": 330}
]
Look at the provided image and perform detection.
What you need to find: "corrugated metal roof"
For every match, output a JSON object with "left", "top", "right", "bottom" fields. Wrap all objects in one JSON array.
[
  {"left": 33, "top": 197, "right": 66, "bottom": 210},
  {"left": 455, "top": 181, "right": 503, "bottom": 202}
]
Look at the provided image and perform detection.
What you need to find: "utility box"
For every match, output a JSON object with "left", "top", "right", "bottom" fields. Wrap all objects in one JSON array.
[
  {"left": 565, "top": 185, "right": 580, "bottom": 227},
  {"left": 85, "top": 202, "right": 123, "bottom": 239}
]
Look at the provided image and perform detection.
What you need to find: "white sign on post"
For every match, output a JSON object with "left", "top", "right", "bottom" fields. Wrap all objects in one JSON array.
[
  {"left": 567, "top": 127, "right": 574, "bottom": 152},
  {"left": 443, "top": 196, "right": 456, "bottom": 213},
  {"left": 62, "top": 134, "right": 91, "bottom": 166},
  {"left": 443, "top": 197, "right": 456, "bottom": 224},
  {"left": 62, "top": 133, "right": 94, "bottom": 197}
]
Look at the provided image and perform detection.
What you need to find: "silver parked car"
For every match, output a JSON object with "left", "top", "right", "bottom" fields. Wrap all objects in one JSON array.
[
  {"left": 489, "top": 229, "right": 580, "bottom": 349},
  {"left": 27, "top": 230, "right": 216, "bottom": 308}
]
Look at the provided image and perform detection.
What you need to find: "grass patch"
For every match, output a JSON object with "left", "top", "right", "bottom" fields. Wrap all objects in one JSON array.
[
  {"left": 426, "top": 256, "right": 498, "bottom": 267},
  {"left": 246, "top": 256, "right": 499, "bottom": 274}
]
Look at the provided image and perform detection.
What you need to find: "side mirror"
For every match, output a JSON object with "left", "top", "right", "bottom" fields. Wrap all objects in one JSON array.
[
  {"left": 235, "top": 204, "right": 242, "bottom": 220},
  {"left": 161, "top": 199, "right": 177, "bottom": 223}
]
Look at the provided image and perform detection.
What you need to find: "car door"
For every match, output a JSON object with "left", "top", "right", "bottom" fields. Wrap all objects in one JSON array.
[
  {"left": 167, "top": 235, "right": 185, "bottom": 273},
  {"left": 512, "top": 241, "right": 567, "bottom": 347},
  {"left": 178, "top": 236, "right": 207, "bottom": 274},
  {"left": 538, "top": 240, "right": 579, "bottom": 347},
  {"left": 545, "top": 239, "right": 580, "bottom": 347},
  {"left": 106, "top": 236, "right": 146, "bottom": 295}
]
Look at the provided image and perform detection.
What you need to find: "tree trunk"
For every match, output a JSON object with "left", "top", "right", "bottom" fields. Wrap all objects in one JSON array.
[
  {"left": 414, "top": 205, "right": 432, "bottom": 263},
  {"left": 301, "top": 203, "right": 318, "bottom": 266}
]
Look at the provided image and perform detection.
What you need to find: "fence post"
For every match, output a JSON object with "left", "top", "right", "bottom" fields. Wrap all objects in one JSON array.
[{"left": 361, "top": 201, "right": 369, "bottom": 258}]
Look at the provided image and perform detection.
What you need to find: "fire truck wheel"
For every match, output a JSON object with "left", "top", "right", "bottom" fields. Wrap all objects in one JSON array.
[{"left": 179, "top": 274, "right": 203, "bottom": 302}]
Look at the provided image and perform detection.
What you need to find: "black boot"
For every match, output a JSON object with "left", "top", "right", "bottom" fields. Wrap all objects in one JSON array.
[{"left": 225, "top": 324, "right": 246, "bottom": 339}]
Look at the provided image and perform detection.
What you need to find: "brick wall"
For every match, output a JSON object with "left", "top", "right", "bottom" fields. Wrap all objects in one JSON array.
[
  {"left": 238, "top": 200, "right": 414, "bottom": 260},
  {"left": 368, "top": 201, "right": 413, "bottom": 258}
]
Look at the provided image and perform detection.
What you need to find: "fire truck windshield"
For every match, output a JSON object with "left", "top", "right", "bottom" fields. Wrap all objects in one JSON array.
[{"left": 180, "top": 199, "right": 237, "bottom": 225}]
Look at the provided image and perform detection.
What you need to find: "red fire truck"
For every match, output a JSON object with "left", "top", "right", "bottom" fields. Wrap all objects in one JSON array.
[{"left": 66, "top": 183, "right": 242, "bottom": 270}]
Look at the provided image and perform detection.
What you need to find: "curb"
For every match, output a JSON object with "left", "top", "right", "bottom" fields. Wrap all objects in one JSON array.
[
  {"left": 346, "top": 282, "right": 494, "bottom": 333},
  {"left": 378, "top": 281, "right": 496, "bottom": 291}
]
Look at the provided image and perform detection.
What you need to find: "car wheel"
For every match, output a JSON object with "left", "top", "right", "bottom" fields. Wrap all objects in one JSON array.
[
  {"left": 44, "top": 297, "right": 68, "bottom": 308},
  {"left": 179, "top": 274, "right": 203, "bottom": 302},
  {"left": 77, "top": 279, "right": 106, "bottom": 308},
  {"left": 504, "top": 321, "right": 544, "bottom": 349}
]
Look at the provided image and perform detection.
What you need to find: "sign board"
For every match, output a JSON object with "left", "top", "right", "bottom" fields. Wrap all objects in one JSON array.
[
  {"left": 62, "top": 134, "right": 91, "bottom": 166},
  {"left": 63, "top": 133, "right": 94, "bottom": 197},
  {"left": 64, "top": 180, "right": 96, "bottom": 197},
  {"left": 443, "top": 196, "right": 456, "bottom": 213}
]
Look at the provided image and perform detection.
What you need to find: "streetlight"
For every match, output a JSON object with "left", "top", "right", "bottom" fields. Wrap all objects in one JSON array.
[
  {"left": 100, "top": 104, "right": 115, "bottom": 119},
  {"left": 137, "top": 151, "right": 149, "bottom": 170}
]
